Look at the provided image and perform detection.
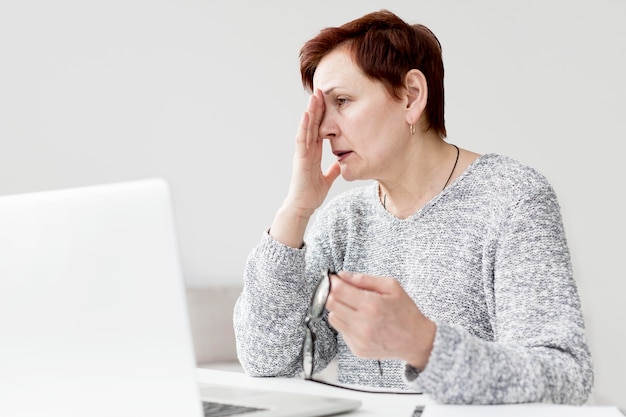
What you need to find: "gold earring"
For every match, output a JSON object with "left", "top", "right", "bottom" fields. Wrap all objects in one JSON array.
[{"left": 410, "top": 123, "right": 415, "bottom": 135}]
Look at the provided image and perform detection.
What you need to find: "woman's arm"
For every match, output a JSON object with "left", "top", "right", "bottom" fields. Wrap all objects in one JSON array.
[
  {"left": 233, "top": 232, "right": 310, "bottom": 376},
  {"left": 404, "top": 184, "right": 594, "bottom": 404},
  {"left": 234, "top": 227, "right": 339, "bottom": 377},
  {"left": 234, "top": 89, "right": 341, "bottom": 376}
]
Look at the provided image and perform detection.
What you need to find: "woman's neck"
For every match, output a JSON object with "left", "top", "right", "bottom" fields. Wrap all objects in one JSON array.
[{"left": 378, "top": 140, "right": 460, "bottom": 218}]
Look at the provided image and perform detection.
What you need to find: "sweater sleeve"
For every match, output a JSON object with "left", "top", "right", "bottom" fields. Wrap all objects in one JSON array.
[
  {"left": 403, "top": 183, "right": 594, "bottom": 404},
  {"left": 233, "top": 230, "right": 338, "bottom": 377}
]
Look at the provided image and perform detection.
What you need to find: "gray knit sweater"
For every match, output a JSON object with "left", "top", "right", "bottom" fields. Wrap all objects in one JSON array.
[{"left": 233, "top": 153, "right": 594, "bottom": 404}]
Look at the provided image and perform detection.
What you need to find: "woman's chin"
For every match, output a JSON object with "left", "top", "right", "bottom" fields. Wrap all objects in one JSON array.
[
  {"left": 339, "top": 171, "right": 365, "bottom": 183},
  {"left": 338, "top": 169, "right": 355, "bottom": 182}
]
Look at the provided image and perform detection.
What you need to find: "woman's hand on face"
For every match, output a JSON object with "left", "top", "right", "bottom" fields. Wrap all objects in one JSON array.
[
  {"left": 284, "top": 89, "right": 341, "bottom": 219},
  {"left": 326, "top": 271, "right": 436, "bottom": 371}
]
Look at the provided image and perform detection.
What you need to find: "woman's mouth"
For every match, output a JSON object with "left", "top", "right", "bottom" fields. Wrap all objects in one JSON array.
[{"left": 334, "top": 150, "right": 352, "bottom": 162}]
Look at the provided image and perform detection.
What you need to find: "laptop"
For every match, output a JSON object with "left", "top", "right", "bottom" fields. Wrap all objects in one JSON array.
[{"left": 0, "top": 178, "right": 361, "bottom": 417}]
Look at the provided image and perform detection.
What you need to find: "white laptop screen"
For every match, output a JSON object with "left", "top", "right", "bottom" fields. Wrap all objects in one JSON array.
[{"left": 0, "top": 179, "right": 203, "bottom": 417}]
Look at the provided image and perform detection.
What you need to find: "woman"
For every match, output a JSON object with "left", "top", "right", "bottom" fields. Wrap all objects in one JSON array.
[{"left": 233, "top": 9, "right": 593, "bottom": 404}]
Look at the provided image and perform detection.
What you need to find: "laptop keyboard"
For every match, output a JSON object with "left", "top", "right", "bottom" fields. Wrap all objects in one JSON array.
[{"left": 202, "top": 400, "right": 267, "bottom": 416}]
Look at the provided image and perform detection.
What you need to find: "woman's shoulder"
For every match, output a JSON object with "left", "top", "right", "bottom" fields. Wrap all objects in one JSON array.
[
  {"left": 307, "top": 184, "right": 378, "bottom": 239},
  {"left": 465, "top": 153, "right": 554, "bottom": 195}
]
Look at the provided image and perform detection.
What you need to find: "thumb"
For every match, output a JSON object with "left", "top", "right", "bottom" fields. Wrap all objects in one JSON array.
[{"left": 324, "top": 161, "right": 341, "bottom": 186}]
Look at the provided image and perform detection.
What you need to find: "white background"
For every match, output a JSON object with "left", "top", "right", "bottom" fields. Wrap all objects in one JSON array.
[{"left": 1, "top": 0, "right": 624, "bottom": 409}]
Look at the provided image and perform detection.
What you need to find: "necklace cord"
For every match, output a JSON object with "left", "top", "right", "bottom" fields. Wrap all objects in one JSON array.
[
  {"left": 442, "top": 144, "right": 460, "bottom": 190},
  {"left": 382, "top": 144, "right": 460, "bottom": 209}
]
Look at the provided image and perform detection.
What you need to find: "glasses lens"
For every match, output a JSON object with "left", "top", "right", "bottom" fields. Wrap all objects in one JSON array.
[
  {"left": 302, "top": 327, "right": 313, "bottom": 379},
  {"left": 309, "top": 270, "right": 331, "bottom": 319}
]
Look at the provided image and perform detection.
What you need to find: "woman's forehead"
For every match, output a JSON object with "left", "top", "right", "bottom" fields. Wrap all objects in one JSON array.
[{"left": 313, "top": 48, "right": 366, "bottom": 92}]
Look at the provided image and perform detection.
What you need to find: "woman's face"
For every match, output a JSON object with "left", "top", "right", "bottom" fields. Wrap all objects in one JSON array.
[{"left": 313, "top": 47, "right": 410, "bottom": 182}]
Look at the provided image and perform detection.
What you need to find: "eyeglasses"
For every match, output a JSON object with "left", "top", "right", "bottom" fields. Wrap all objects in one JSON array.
[
  {"left": 301, "top": 269, "right": 422, "bottom": 395},
  {"left": 302, "top": 269, "right": 331, "bottom": 380}
]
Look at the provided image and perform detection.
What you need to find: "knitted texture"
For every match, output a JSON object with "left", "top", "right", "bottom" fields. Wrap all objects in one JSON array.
[{"left": 233, "top": 154, "right": 593, "bottom": 404}]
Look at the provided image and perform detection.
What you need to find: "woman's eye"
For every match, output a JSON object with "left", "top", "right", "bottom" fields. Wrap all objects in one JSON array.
[{"left": 336, "top": 98, "right": 348, "bottom": 107}]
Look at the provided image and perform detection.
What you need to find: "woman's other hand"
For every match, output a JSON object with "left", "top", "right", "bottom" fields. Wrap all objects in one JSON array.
[{"left": 326, "top": 271, "right": 436, "bottom": 371}]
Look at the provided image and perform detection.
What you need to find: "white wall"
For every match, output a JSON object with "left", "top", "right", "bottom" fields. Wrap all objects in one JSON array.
[{"left": 1, "top": 0, "right": 624, "bottom": 408}]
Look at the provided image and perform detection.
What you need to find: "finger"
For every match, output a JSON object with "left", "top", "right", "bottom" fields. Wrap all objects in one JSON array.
[
  {"left": 328, "top": 312, "right": 379, "bottom": 359},
  {"left": 295, "top": 94, "right": 319, "bottom": 155},
  {"left": 327, "top": 274, "right": 362, "bottom": 311},
  {"left": 327, "top": 310, "right": 350, "bottom": 334},
  {"left": 313, "top": 88, "right": 325, "bottom": 120},
  {"left": 306, "top": 92, "right": 324, "bottom": 150},
  {"left": 326, "top": 284, "right": 358, "bottom": 318},
  {"left": 294, "top": 111, "right": 309, "bottom": 158},
  {"left": 327, "top": 275, "right": 384, "bottom": 324},
  {"left": 335, "top": 271, "right": 395, "bottom": 294}
]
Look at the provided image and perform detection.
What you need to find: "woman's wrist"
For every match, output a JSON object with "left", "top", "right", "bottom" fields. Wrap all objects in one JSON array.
[
  {"left": 405, "top": 319, "right": 436, "bottom": 371},
  {"left": 269, "top": 204, "right": 313, "bottom": 249}
]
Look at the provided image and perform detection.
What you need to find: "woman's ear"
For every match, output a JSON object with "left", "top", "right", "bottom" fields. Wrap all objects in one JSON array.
[{"left": 404, "top": 69, "right": 428, "bottom": 126}]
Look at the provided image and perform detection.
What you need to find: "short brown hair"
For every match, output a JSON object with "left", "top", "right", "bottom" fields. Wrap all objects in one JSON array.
[{"left": 300, "top": 9, "right": 446, "bottom": 138}]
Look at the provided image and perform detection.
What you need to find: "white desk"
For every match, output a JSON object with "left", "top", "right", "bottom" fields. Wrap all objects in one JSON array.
[
  {"left": 195, "top": 369, "right": 624, "bottom": 417},
  {"left": 196, "top": 368, "right": 433, "bottom": 416}
]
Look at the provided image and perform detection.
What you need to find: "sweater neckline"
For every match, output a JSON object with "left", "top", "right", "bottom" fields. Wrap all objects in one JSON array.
[{"left": 373, "top": 153, "right": 496, "bottom": 221}]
